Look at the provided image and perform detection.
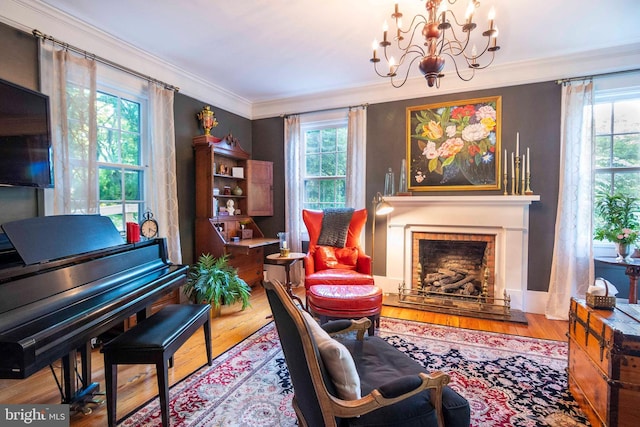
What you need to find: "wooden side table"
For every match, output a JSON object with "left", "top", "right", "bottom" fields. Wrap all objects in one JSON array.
[
  {"left": 265, "top": 252, "right": 306, "bottom": 308},
  {"left": 595, "top": 257, "right": 639, "bottom": 304}
]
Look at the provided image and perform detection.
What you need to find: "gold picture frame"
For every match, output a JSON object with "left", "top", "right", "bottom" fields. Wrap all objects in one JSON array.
[{"left": 407, "top": 96, "right": 502, "bottom": 191}]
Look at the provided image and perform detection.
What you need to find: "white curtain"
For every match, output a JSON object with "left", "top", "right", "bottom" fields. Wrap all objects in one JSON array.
[
  {"left": 284, "top": 115, "right": 303, "bottom": 283},
  {"left": 147, "top": 85, "right": 182, "bottom": 263},
  {"left": 546, "top": 80, "right": 595, "bottom": 320},
  {"left": 346, "top": 106, "right": 367, "bottom": 209},
  {"left": 40, "top": 45, "right": 98, "bottom": 214}
]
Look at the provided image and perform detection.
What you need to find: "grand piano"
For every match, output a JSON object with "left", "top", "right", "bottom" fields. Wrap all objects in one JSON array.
[{"left": 0, "top": 215, "right": 188, "bottom": 409}]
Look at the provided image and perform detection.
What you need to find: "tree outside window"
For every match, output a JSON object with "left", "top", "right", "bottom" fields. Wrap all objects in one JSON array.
[{"left": 303, "top": 124, "right": 347, "bottom": 210}]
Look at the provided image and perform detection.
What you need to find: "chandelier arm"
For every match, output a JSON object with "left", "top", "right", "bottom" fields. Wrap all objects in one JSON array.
[
  {"left": 387, "top": 45, "right": 427, "bottom": 69},
  {"left": 394, "top": 19, "right": 428, "bottom": 55},
  {"left": 389, "top": 54, "right": 429, "bottom": 88},
  {"left": 440, "top": 51, "right": 477, "bottom": 82},
  {"left": 438, "top": 25, "right": 473, "bottom": 56}
]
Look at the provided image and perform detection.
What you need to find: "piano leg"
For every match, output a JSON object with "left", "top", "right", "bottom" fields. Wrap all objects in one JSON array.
[{"left": 58, "top": 343, "right": 101, "bottom": 414}]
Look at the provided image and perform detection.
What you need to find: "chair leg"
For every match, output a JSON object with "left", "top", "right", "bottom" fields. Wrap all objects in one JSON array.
[
  {"left": 203, "top": 318, "right": 212, "bottom": 366},
  {"left": 157, "top": 357, "right": 170, "bottom": 427},
  {"left": 104, "top": 357, "right": 117, "bottom": 427}
]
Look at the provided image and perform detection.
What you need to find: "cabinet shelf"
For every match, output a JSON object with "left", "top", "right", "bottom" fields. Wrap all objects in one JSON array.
[
  {"left": 194, "top": 133, "right": 273, "bottom": 288},
  {"left": 213, "top": 173, "right": 244, "bottom": 180}
]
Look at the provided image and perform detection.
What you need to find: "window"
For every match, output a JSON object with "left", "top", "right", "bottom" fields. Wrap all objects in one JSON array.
[
  {"left": 96, "top": 89, "right": 146, "bottom": 231},
  {"left": 594, "top": 91, "right": 640, "bottom": 236},
  {"left": 302, "top": 119, "right": 348, "bottom": 210}
]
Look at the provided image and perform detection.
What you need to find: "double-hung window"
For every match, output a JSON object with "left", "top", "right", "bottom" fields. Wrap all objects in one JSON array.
[
  {"left": 96, "top": 88, "right": 146, "bottom": 232},
  {"left": 301, "top": 118, "right": 348, "bottom": 210},
  {"left": 593, "top": 88, "right": 640, "bottom": 239}
]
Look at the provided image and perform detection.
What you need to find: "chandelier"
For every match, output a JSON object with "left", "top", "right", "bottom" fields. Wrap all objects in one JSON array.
[{"left": 370, "top": 0, "right": 500, "bottom": 88}]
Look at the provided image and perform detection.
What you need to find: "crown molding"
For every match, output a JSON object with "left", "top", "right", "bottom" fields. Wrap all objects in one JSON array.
[
  {"left": 2, "top": 0, "right": 639, "bottom": 120},
  {"left": 251, "top": 42, "right": 640, "bottom": 119},
  {"left": 1, "top": 0, "right": 253, "bottom": 118}
]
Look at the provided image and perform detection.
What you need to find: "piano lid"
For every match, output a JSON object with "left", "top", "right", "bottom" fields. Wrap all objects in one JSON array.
[{"left": 2, "top": 215, "right": 125, "bottom": 265}]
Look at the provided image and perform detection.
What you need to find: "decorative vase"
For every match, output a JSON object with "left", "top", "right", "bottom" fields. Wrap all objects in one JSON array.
[
  {"left": 196, "top": 105, "right": 218, "bottom": 135},
  {"left": 233, "top": 185, "right": 243, "bottom": 196},
  {"left": 457, "top": 157, "right": 495, "bottom": 185},
  {"left": 616, "top": 242, "right": 630, "bottom": 262}
]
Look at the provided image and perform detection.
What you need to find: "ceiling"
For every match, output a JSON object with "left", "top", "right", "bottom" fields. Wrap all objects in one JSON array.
[{"left": 18, "top": 0, "right": 640, "bottom": 116}]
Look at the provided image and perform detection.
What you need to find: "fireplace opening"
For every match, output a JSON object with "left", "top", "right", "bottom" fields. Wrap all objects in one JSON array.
[
  {"left": 411, "top": 232, "right": 496, "bottom": 301},
  {"left": 418, "top": 239, "right": 487, "bottom": 297}
]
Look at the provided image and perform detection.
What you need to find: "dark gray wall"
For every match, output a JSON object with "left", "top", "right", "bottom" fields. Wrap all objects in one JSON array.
[
  {"left": 364, "top": 83, "right": 562, "bottom": 292},
  {"left": 174, "top": 94, "right": 252, "bottom": 265},
  {"left": 0, "top": 23, "right": 41, "bottom": 225},
  {"left": 251, "top": 117, "right": 285, "bottom": 240}
]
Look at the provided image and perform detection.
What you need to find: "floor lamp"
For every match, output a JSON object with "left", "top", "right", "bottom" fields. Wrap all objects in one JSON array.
[{"left": 371, "top": 192, "right": 394, "bottom": 274}]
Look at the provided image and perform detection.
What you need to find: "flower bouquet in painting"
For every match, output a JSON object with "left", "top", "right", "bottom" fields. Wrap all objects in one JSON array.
[{"left": 408, "top": 97, "right": 501, "bottom": 190}]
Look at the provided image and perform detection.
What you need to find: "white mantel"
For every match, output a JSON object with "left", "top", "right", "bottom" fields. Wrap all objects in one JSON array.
[{"left": 379, "top": 195, "right": 540, "bottom": 313}]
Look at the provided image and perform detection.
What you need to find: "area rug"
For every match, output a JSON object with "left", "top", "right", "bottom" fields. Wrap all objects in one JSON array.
[{"left": 120, "top": 318, "right": 590, "bottom": 427}]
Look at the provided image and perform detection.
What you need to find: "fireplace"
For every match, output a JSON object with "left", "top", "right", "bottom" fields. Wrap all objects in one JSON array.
[
  {"left": 378, "top": 195, "right": 540, "bottom": 318},
  {"left": 412, "top": 232, "right": 495, "bottom": 299}
]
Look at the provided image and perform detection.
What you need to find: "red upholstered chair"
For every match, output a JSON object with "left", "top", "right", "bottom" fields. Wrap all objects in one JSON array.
[{"left": 302, "top": 209, "right": 382, "bottom": 335}]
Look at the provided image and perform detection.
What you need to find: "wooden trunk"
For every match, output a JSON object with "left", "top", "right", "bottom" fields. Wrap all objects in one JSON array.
[{"left": 568, "top": 298, "right": 640, "bottom": 427}]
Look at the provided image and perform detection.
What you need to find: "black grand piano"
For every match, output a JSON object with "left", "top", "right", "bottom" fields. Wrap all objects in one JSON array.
[{"left": 0, "top": 215, "right": 188, "bottom": 409}]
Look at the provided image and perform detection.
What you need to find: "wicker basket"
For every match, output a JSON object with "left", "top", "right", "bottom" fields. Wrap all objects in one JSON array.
[{"left": 586, "top": 278, "right": 616, "bottom": 310}]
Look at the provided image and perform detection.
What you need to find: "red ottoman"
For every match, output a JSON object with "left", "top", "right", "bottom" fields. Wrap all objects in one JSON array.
[{"left": 307, "top": 284, "right": 382, "bottom": 336}]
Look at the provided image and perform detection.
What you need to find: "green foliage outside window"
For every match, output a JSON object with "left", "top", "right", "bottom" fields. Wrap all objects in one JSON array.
[
  {"left": 594, "top": 97, "right": 640, "bottom": 240},
  {"left": 303, "top": 125, "right": 347, "bottom": 210}
]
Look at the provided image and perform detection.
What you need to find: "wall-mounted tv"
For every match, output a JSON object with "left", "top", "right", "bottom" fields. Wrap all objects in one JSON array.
[{"left": 0, "top": 78, "right": 53, "bottom": 188}]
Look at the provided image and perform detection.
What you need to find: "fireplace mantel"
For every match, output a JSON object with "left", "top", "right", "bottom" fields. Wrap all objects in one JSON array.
[
  {"left": 381, "top": 194, "right": 540, "bottom": 313},
  {"left": 385, "top": 195, "right": 540, "bottom": 207}
]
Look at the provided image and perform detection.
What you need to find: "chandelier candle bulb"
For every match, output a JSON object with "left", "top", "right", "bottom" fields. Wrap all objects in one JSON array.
[{"left": 488, "top": 7, "right": 495, "bottom": 30}]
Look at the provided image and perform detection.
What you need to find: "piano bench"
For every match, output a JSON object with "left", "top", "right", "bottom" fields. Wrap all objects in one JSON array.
[{"left": 101, "top": 304, "right": 212, "bottom": 427}]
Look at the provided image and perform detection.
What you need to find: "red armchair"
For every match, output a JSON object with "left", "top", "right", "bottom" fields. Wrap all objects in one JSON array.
[
  {"left": 302, "top": 209, "right": 381, "bottom": 335},
  {"left": 303, "top": 208, "right": 372, "bottom": 286}
]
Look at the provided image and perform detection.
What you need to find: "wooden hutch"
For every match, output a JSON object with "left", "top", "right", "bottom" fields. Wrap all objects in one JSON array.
[{"left": 193, "top": 134, "right": 277, "bottom": 287}]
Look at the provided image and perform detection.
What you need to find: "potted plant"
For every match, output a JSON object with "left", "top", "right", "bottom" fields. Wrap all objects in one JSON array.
[
  {"left": 594, "top": 192, "right": 640, "bottom": 260},
  {"left": 184, "top": 253, "right": 252, "bottom": 315}
]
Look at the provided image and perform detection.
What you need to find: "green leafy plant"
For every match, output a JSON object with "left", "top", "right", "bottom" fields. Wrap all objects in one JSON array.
[
  {"left": 594, "top": 192, "right": 640, "bottom": 244},
  {"left": 184, "top": 253, "right": 251, "bottom": 311}
]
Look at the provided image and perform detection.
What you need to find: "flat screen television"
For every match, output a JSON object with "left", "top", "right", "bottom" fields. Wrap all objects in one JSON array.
[{"left": 0, "top": 78, "right": 53, "bottom": 188}]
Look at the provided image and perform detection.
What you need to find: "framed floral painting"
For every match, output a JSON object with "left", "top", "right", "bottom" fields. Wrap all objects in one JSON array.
[{"left": 406, "top": 96, "right": 502, "bottom": 191}]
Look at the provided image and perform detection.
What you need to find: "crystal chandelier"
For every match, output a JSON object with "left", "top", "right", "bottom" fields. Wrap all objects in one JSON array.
[{"left": 370, "top": 0, "right": 500, "bottom": 88}]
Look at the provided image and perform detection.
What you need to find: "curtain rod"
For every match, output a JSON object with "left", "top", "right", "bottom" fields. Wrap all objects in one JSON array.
[
  {"left": 556, "top": 68, "right": 640, "bottom": 85},
  {"left": 32, "top": 29, "right": 180, "bottom": 92},
  {"left": 281, "top": 103, "right": 368, "bottom": 118}
]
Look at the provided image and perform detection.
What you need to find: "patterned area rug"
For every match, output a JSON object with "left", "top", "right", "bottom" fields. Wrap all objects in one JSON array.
[{"left": 121, "top": 318, "right": 589, "bottom": 427}]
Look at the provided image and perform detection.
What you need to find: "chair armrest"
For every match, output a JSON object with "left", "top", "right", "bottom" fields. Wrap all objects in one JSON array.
[
  {"left": 321, "top": 317, "right": 371, "bottom": 341},
  {"left": 357, "top": 252, "right": 372, "bottom": 275},
  {"left": 327, "top": 371, "right": 450, "bottom": 427},
  {"left": 304, "top": 253, "right": 316, "bottom": 275}
]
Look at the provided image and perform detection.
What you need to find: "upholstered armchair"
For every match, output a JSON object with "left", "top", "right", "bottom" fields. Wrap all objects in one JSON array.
[
  {"left": 264, "top": 280, "right": 471, "bottom": 427},
  {"left": 302, "top": 208, "right": 373, "bottom": 287},
  {"left": 302, "top": 209, "right": 382, "bottom": 334}
]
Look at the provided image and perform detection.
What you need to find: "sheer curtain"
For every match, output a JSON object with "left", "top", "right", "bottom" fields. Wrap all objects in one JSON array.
[
  {"left": 284, "top": 115, "right": 303, "bottom": 283},
  {"left": 546, "top": 80, "right": 595, "bottom": 320},
  {"left": 346, "top": 106, "right": 367, "bottom": 209},
  {"left": 40, "top": 45, "right": 98, "bottom": 214},
  {"left": 147, "top": 85, "right": 182, "bottom": 263}
]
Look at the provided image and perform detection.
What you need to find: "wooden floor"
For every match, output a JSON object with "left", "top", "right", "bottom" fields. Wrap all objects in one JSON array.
[{"left": 0, "top": 286, "right": 568, "bottom": 426}]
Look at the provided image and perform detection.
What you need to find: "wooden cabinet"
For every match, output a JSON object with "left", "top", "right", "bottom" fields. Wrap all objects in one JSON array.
[
  {"left": 193, "top": 134, "right": 277, "bottom": 287},
  {"left": 246, "top": 160, "right": 273, "bottom": 216},
  {"left": 568, "top": 298, "right": 640, "bottom": 427}
]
